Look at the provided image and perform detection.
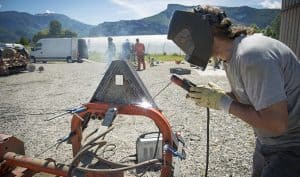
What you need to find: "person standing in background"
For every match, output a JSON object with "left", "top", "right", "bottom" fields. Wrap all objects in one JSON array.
[
  {"left": 121, "top": 39, "right": 132, "bottom": 61},
  {"left": 105, "top": 37, "right": 116, "bottom": 68},
  {"left": 134, "top": 38, "right": 146, "bottom": 71}
]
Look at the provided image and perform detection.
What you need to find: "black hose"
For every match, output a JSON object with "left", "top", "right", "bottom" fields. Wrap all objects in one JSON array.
[
  {"left": 68, "top": 141, "right": 107, "bottom": 177},
  {"left": 68, "top": 126, "right": 114, "bottom": 177},
  {"left": 205, "top": 107, "right": 210, "bottom": 177},
  {"left": 82, "top": 126, "right": 114, "bottom": 149},
  {"left": 75, "top": 159, "right": 161, "bottom": 173}
]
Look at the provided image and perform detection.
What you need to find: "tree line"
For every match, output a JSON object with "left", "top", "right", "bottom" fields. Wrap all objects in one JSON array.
[
  {"left": 18, "top": 15, "right": 280, "bottom": 46},
  {"left": 18, "top": 20, "right": 77, "bottom": 46},
  {"left": 250, "top": 14, "right": 281, "bottom": 39}
]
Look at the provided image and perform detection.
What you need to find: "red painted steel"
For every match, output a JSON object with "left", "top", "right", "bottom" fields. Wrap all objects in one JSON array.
[{"left": 71, "top": 103, "right": 173, "bottom": 177}]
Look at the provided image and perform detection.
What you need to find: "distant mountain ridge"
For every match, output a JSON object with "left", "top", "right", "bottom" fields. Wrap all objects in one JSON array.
[
  {"left": 0, "top": 11, "right": 92, "bottom": 42},
  {"left": 89, "top": 4, "right": 280, "bottom": 37},
  {"left": 0, "top": 4, "right": 280, "bottom": 42}
]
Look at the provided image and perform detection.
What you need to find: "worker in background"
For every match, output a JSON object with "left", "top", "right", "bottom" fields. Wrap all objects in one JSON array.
[
  {"left": 105, "top": 37, "right": 116, "bottom": 68},
  {"left": 168, "top": 5, "right": 300, "bottom": 177},
  {"left": 134, "top": 38, "right": 146, "bottom": 71},
  {"left": 121, "top": 39, "right": 132, "bottom": 61}
]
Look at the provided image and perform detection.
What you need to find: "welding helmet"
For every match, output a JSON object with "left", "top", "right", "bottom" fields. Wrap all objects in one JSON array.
[{"left": 167, "top": 7, "right": 226, "bottom": 70}]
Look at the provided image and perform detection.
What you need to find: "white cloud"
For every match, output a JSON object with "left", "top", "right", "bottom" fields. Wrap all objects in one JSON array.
[
  {"left": 260, "top": 0, "right": 281, "bottom": 8},
  {"left": 110, "top": 0, "right": 203, "bottom": 18},
  {"left": 110, "top": 0, "right": 149, "bottom": 17},
  {"left": 109, "top": 0, "right": 281, "bottom": 20},
  {"left": 45, "top": 10, "right": 55, "bottom": 14}
]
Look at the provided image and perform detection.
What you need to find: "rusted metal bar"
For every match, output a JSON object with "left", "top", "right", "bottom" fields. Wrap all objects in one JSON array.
[{"left": 3, "top": 152, "right": 69, "bottom": 177}]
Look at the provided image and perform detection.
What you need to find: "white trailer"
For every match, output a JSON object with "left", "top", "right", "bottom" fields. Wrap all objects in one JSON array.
[{"left": 30, "top": 38, "right": 88, "bottom": 63}]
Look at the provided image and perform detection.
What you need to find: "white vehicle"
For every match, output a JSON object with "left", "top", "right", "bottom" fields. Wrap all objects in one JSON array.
[{"left": 30, "top": 38, "right": 88, "bottom": 63}]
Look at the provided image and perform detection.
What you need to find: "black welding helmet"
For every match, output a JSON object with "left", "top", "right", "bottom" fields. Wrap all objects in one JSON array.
[{"left": 168, "top": 7, "right": 223, "bottom": 70}]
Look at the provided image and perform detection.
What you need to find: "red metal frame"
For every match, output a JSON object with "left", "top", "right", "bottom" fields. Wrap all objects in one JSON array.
[
  {"left": 1, "top": 102, "right": 174, "bottom": 177},
  {"left": 71, "top": 103, "right": 173, "bottom": 177}
]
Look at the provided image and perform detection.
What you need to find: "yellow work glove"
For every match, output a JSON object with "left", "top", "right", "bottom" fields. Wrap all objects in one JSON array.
[{"left": 187, "top": 82, "right": 233, "bottom": 113}]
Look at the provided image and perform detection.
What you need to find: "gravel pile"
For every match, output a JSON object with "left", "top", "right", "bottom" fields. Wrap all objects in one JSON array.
[{"left": 0, "top": 61, "right": 255, "bottom": 177}]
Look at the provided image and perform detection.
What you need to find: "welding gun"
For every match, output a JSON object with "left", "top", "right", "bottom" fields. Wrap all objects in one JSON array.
[{"left": 170, "top": 75, "right": 196, "bottom": 92}]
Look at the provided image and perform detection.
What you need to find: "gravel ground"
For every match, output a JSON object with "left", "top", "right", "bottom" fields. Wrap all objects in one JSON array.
[{"left": 0, "top": 61, "right": 255, "bottom": 177}]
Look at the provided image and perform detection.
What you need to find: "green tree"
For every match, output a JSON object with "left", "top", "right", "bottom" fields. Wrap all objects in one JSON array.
[
  {"left": 32, "top": 29, "right": 49, "bottom": 42},
  {"left": 263, "top": 26, "right": 275, "bottom": 38},
  {"left": 250, "top": 24, "right": 261, "bottom": 33},
  {"left": 19, "top": 36, "right": 30, "bottom": 46},
  {"left": 64, "top": 30, "right": 77, "bottom": 38},
  {"left": 49, "top": 20, "right": 62, "bottom": 36},
  {"left": 262, "top": 14, "right": 281, "bottom": 39},
  {"left": 270, "top": 14, "right": 281, "bottom": 39},
  {"left": 32, "top": 21, "right": 77, "bottom": 42}
]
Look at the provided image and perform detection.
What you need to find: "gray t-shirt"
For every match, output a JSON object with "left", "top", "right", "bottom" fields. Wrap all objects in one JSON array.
[{"left": 224, "top": 34, "right": 300, "bottom": 148}]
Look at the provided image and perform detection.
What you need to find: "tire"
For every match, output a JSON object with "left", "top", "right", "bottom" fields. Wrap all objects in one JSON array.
[
  {"left": 77, "top": 59, "right": 83, "bottom": 63},
  {"left": 66, "top": 57, "right": 72, "bottom": 63},
  {"left": 170, "top": 67, "right": 191, "bottom": 75},
  {"left": 31, "top": 56, "right": 36, "bottom": 63}
]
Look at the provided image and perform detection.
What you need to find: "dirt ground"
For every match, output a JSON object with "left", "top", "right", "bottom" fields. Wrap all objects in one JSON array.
[{"left": 0, "top": 61, "right": 255, "bottom": 177}]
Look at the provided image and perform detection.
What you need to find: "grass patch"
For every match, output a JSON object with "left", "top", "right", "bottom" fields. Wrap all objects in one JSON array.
[
  {"left": 146, "top": 54, "right": 184, "bottom": 62},
  {"left": 88, "top": 52, "right": 185, "bottom": 62}
]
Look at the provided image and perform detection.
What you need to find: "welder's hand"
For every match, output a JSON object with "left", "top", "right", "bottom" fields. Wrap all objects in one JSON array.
[{"left": 187, "top": 82, "right": 233, "bottom": 113}]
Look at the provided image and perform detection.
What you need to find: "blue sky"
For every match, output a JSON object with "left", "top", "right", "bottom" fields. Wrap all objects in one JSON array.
[{"left": 0, "top": 0, "right": 281, "bottom": 25}]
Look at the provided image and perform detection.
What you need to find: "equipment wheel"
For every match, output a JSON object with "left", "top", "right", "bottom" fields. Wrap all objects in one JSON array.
[{"left": 67, "top": 57, "right": 73, "bottom": 63}]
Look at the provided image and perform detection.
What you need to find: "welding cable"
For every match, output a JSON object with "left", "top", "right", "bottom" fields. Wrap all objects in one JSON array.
[
  {"left": 34, "top": 131, "right": 76, "bottom": 157},
  {"left": 205, "top": 107, "right": 210, "bottom": 177},
  {"left": 68, "top": 140, "right": 107, "bottom": 177},
  {"left": 74, "top": 159, "right": 161, "bottom": 173},
  {"left": 101, "top": 144, "right": 117, "bottom": 158},
  {"left": 82, "top": 126, "right": 115, "bottom": 149},
  {"left": 137, "top": 131, "right": 161, "bottom": 177},
  {"left": 84, "top": 128, "right": 99, "bottom": 142},
  {"left": 152, "top": 131, "right": 161, "bottom": 159},
  {"left": 152, "top": 81, "right": 172, "bottom": 99},
  {"left": 86, "top": 153, "right": 129, "bottom": 168},
  {"left": 134, "top": 131, "right": 161, "bottom": 177},
  {"left": 68, "top": 126, "right": 115, "bottom": 177}
]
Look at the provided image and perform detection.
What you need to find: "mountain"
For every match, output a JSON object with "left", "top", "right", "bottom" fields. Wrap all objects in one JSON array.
[
  {"left": 0, "top": 4, "right": 280, "bottom": 42},
  {"left": 0, "top": 11, "right": 93, "bottom": 42},
  {"left": 89, "top": 4, "right": 280, "bottom": 37}
]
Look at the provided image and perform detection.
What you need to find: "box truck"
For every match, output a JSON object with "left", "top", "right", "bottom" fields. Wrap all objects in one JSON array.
[{"left": 30, "top": 38, "right": 88, "bottom": 63}]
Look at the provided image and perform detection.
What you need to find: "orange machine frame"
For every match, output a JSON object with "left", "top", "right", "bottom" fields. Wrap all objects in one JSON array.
[{"left": 2, "top": 102, "right": 174, "bottom": 177}]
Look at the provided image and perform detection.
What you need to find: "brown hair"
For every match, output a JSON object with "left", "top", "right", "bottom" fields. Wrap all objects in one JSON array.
[{"left": 196, "top": 5, "right": 255, "bottom": 39}]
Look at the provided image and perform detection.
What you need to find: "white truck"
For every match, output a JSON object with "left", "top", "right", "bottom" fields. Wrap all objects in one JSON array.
[{"left": 30, "top": 38, "right": 88, "bottom": 63}]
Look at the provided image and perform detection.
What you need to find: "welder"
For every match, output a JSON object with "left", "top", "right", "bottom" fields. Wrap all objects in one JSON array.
[{"left": 168, "top": 5, "right": 300, "bottom": 177}]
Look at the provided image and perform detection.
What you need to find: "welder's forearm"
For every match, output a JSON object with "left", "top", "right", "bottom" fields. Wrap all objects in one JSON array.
[{"left": 228, "top": 101, "right": 286, "bottom": 135}]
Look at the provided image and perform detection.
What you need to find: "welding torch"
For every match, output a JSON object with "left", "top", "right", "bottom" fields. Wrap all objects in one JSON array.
[
  {"left": 170, "top": 74, "right": 196, "bottom": 92},
  {"left": 171, "top": 74, "right": 211, "bottom": 177}
]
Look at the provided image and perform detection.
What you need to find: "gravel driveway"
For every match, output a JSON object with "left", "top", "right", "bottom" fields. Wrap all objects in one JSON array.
[{"left": 0, "top": 61, "right": 255, "bottom": 177}]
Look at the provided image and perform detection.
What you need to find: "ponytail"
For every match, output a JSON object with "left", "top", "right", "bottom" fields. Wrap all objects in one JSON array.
[{"left": 194, "top": 5, "right": 255, "bottom": 39}]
